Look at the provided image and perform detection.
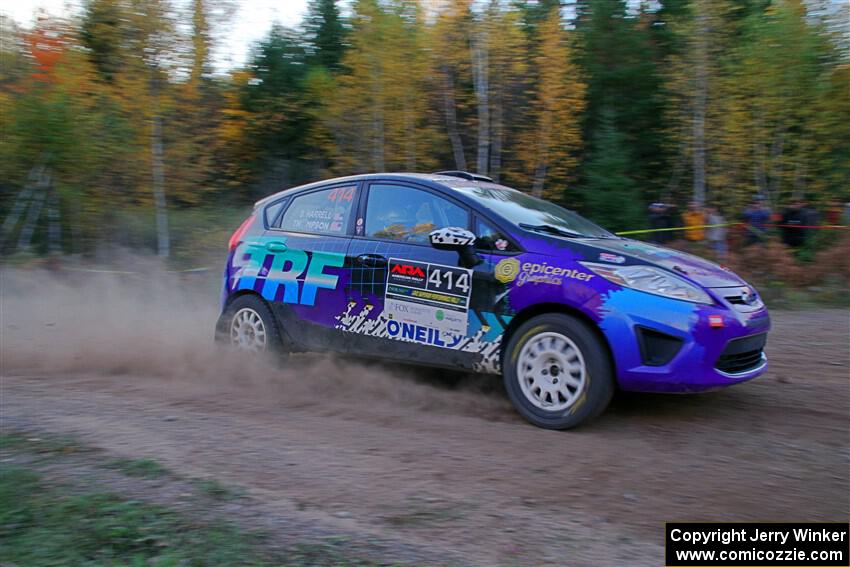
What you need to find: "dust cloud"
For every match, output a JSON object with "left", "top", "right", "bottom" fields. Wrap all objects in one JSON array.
[{"left": 0, "top": 259, "right": 511, "bottom": 420}]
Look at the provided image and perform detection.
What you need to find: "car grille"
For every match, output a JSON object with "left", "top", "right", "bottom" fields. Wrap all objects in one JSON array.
[
  {"left": 725, "top": 294, "right": 750, "bottom": 305},
  {"left": 716, "top": 333, "right": 767, "bottom": 374},
  {"left": 716, "top": 286, "right": 763, "bottom": 310}
]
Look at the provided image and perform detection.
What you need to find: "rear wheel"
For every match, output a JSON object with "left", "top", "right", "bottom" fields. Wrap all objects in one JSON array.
[
  {"left": 219, "top": 295, "right": 284, "bottom": 356},
  {"left": 502, "top": 313, "right": 614, "bottom": 429}
]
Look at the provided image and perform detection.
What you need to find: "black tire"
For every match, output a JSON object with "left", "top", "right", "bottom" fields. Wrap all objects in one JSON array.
[
  {"left": 502, "top": 313, "right": 614, "bottom": 429},
  {"left": 216, "top": 294, "right": 286, "bottom": 358}
]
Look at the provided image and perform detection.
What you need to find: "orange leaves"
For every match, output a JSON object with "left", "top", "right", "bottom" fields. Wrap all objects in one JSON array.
[{"left": 25, "top": 17, "right": 67, "bottom": 83}]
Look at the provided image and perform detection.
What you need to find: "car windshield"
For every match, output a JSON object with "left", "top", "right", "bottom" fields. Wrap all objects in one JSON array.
[{"left": 454, "top": 185, "right": 615, "bottom": 239}]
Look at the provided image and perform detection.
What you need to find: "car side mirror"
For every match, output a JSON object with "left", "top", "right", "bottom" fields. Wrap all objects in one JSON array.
[{"left": 429, "top": 227, "right": 481, "bottom": 268}]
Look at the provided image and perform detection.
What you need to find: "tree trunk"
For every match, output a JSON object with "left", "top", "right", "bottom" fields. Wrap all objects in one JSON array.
[
  {"left": 405, "top": 95, "right": 416, "bottom": 170},
  {"left": 151, "top": 114, "right": 170, "bottom": 258},
  {"left": 664, "top": 144, "right": 686, "bottom": 202},
  {"left": 754, "top": 146, "right": 768, "bottom": 198},
  {"left": 531, "top": 115, "right": 550, "bottom": 197},
  {"left": 489, "top": 86, "right": 503, "bottom": 182},
  {"left": 372, "top": 101, "right": 385, "bottom": 171},
  {"left": 371, "top": 67, "right": 385, "bottom": 172},
  {"left": 472, "top": 28, "right": 490, "bottom": 175},
  {"left": 0, "top": 161, "right": 48, "bottom": 250},
  {"left": 767, "top": 127, "right": 786, "bottom": 200},
  {"left": 692, "top": 1, "right": 708, "bottom": 207},
  {"left": 792, "top": 159, "right": 807, "bottom": 200},
  {"left": 1, "top": 187, "right": 35, "bottom": 250},
  {"left": 46, "top": 188, "right": 61, "bottom": 255},
  {"left": 532, "top": 161, "right": 547, "bottom": 197},
  {"left": 17, "top": 172, "right": 50, "bottom": 251},
  {"left": 441, "top": 67, "right": 467, "bottom": 171}
]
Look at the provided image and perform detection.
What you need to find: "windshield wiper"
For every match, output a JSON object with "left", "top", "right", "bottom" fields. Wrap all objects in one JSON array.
[{"left": 519, "top": 223, "right": 585, "bottom": 238}]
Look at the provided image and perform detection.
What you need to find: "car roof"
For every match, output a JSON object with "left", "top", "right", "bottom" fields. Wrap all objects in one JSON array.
[{"left": 254, "top": 172, "right": 509, "bottom": 209}]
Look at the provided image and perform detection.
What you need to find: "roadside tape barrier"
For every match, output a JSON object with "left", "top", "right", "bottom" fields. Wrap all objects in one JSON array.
[
  {"left": 615, "top": 223, "right": 733, "bottom": 236},
  {"left": 615, "top": 223, "right": 850, "bottom": 236}
]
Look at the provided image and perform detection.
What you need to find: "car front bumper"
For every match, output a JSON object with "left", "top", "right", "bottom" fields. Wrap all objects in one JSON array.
[{"left": 594, "top": 288, "right": 771, "bottom": 393}]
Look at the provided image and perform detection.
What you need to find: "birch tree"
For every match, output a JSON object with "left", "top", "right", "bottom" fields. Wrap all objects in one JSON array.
[
  {"left": 314, "top": 0, "right": 436, "bottom": 173},
  {"left": 429, "top": 0, "right": 474, "bottom": 171},
  {"left": 484, "top": 3, "right": 527, "bottom": 183},
  {"left": 518, "top": 9, "right": 586, "bottom": 199}
]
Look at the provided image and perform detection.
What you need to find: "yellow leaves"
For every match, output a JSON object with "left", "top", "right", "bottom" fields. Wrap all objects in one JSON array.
[
  {"left": 517, "top": 9, "right": 586, "bottom": 198},
  {"left": 430, "top": 0, "right": 473, "bottom": 69},
  {"left": 488, "top": 7, "right": 527, "bottom": 80},
  {"left": 314, "top": 0, "right": 438, "bottom": 173}
]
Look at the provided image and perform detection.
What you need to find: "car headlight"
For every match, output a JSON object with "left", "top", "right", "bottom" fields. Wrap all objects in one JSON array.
[{"left": 580, "top": 262, "right": 713, "bottom": 304}]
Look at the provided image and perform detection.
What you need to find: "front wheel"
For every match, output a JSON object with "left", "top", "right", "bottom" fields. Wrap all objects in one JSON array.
[{"left": 502, "top": 314, "right": 614, "bottom": 429}]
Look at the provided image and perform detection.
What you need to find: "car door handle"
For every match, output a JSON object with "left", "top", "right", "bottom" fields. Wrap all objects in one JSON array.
[
  {"left": 356, "top": 253, "right": 387, "bottom": 268},
  {"left": 265, "top": 241, "right": 288, "bottom": 253}
]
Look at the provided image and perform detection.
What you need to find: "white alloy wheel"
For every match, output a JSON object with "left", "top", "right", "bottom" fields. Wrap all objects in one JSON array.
[
  {"left": 229, "top": 307, "right": 268, "bottom": 352},
  {"left": 516, "top": 331, "right": 587, "bottom": 412}
]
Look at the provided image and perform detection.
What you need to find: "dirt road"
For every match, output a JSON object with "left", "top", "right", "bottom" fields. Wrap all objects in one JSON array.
[{"left": 1, "top": 269, "right": 848, "bottom": 565}]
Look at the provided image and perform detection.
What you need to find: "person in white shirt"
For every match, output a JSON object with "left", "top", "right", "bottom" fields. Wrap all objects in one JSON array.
[{"left": 705, "top": 206, "right": 727, "bottom": 261}]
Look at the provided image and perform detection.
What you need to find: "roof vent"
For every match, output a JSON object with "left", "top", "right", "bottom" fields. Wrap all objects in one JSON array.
[{"left": 433, "top": 170, "right": 494, "bottom": 183}]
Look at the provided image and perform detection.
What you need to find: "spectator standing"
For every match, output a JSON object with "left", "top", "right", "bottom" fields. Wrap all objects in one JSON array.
[
  {"left": 682, "top": 201, "right": 706, "bottom": 242},
  {"left": 664, "top": 204, "right": 682, "bottom": 243},
  {"left": 824, "top": 200, "right": 842, "bottom": 225},
  {"left": 648, "top": 203, "right": 668, "bottom": 244},
  {"left": 705, "top": 206, "right": 727, "bottom": 260},
  {"left": 741, "top": 196, "right": 771, "bottom": 245},
  {"left": 780, "top": 199, "right": 806, "bottom": 247},
  {"left": 801, "top": 198, "right": 819, "bottom": 242}
]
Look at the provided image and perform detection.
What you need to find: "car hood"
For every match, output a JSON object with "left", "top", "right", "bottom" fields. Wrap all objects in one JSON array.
[{"left": 590, "top": 238, "right": 746, "bottom": 288}]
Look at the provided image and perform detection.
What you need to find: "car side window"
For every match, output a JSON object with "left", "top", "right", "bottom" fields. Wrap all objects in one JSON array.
[
  {"left": 278, "top": 186, "right": 356, "bottom": 236},
  {"left": 364, "top": 184, "right": 468, "bottom": 244},
  {"left": 475, "top": 217, "right": 517, "bottom": 252}
]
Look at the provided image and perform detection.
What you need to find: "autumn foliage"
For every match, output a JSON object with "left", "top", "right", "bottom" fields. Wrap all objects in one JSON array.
[{"left": 0, "top": 0, "right": 848, "bottom": 263}]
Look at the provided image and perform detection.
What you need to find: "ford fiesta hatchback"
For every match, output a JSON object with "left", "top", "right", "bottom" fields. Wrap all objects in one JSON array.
[{"left": 217, "top": 172, "right": 770, "bottom": 429}]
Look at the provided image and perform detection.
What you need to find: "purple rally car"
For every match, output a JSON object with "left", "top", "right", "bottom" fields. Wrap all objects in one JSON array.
[{"left": 217, "top": 172, "right": 770, "bottom": 429}]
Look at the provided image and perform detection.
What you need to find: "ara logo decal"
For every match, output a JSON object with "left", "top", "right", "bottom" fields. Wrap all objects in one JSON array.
[
  {"left": 236, "top": 239, "right": 345, "bottom": 306},
  {"left": 391, "top": 264, "right": 426, "bottom": 278},
  {"left": 387, "top": 260, "right": 429, "bottom": 288}
]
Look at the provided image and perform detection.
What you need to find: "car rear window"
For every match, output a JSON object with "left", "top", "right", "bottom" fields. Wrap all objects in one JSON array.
[
  {"left": 264, "top": 198, "right": 289, "bottom": 228},
  {"left": 278, "top": 186, "right": 356, "bottom": 236}
]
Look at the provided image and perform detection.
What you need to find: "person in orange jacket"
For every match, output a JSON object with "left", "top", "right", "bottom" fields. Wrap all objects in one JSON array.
[{"left": 682, "top": 201, "right": 706, "bottom": 241}]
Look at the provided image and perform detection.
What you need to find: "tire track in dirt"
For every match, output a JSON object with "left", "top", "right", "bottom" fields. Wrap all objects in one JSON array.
[{"left": 2, "top": 268, "right": 848, "bottom": 565}]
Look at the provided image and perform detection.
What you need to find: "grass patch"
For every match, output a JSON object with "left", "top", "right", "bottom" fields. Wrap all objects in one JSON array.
[
  {"left": 0, "top": 466, "right": 272, "bottom": 566},
  {"left": 0, "top": 431, "right": 386, "bottom": 565},
  {"left": 0, "top": 466, "right": 379, "bottom": 566},
  {"left": 194, "top": 478, "right": 243, "bottom": 501},
  {"left": 104, "top": 458, "right": 170, "bottom": 479}
]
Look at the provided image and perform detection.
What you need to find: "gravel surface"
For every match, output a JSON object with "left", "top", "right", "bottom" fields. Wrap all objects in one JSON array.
[{"left": 1, "top": 269, "right": 848, "bottom": 566}]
